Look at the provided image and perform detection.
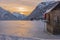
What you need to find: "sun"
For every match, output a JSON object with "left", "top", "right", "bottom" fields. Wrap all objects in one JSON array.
[
  {"left": 16, "top": 7, "right": 30, "bottom": 12},
  {"left": 17, "top": 7, "right": 29, "bottom": 11},
  {"left": 15, "top": 7, "right": 30, "bottom": 15}
]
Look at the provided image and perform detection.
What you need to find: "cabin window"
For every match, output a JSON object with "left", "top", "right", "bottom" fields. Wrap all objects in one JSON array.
[{"left": 44, "top": 14, "right": 47, "bottom": 20}]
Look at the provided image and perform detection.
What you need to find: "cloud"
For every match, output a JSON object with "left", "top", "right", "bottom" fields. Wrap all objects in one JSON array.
[
  {"left": 0, "top": 0, "right": 42, "bottom": 7},
  {"left": 0, "top": 0, "right": 59, "bottom": 7}
]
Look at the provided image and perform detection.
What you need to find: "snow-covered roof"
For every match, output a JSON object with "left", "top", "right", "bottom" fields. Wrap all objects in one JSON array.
[{"left": 45, "top": 1, "right": 59, "bottom": 14}]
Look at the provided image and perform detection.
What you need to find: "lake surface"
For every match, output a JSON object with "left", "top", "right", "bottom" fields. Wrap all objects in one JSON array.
[{"left": 0, "top": 20, "right": 60, "bottom": 39}]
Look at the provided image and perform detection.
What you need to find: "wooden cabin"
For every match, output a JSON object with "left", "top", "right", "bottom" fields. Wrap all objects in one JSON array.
[{"left": 45, "top": 1, "right": 60, "bottom": 34}]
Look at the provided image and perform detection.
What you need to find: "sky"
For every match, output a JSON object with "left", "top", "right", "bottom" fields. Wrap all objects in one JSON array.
[
  {"left": 0, "top": 0, "right": 43, "bottom": 7},
  {"left": 0, "top": 0, "right": 42, "bottom": 15},
  {"left": 0, "top": 0, "right": 59, "bottom": 15}
]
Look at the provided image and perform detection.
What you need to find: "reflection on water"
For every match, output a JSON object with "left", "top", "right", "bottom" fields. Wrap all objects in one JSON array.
[{"left": 0, "top": 21, "right": 43, "bottom": 38}]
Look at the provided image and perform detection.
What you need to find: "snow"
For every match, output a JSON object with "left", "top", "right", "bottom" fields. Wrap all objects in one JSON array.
[
  {"left": 0, "top": 20, "right": 60, "bottom": 40},
  {"left": 27, "top": 1, "right": 59, "bottom": 20}
]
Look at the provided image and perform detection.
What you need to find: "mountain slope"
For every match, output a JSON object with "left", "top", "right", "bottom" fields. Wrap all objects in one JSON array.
[
  {"left": 27, "top": 1, "right": 58, "bottom": 20},
  {"left": 0, "top": 7, "right": 17, "bottom": 20},
  {"left": 13, "top": 12, "right": 27, "bottom": 20}
]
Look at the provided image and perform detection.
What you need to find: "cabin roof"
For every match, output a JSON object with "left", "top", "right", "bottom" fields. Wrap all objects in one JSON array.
[{"left": 45, "top": 1, "right": 60, "bottom": 14}]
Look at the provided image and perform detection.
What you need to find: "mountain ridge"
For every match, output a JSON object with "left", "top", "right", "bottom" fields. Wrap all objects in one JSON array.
[{"left": 0, "top": 7, "right": 27, "bottom": 20}]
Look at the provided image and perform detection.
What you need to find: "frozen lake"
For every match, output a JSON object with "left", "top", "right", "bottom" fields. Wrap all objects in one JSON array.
[{"left": 0, "top": 20, "right": 60, "bottom": 40}]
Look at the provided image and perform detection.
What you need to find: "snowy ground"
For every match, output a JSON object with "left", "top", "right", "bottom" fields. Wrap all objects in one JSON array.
[{"left": 0, "top": 20, "right": 60, "bottom": 40}]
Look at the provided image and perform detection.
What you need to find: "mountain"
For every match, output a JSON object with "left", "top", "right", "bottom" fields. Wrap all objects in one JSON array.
[
  {"left": 12, "top": 12, "right": 27, "bottom": 20},
  {"left": 27, "top": 1, "right": 58, "bottom": 20},
  {"left": 0, "top": 7, "right": 17, "bottom": 20},
  {"left": 0, "top": 7, "right": 27, "bottom": 20}
]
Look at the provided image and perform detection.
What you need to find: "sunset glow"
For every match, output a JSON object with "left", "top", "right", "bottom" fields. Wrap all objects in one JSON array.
[
  {"left": 15, "top": 7, "right": 33, "bottom": 15},
  {"left": 16, "top": 7, "right": 29, "bottom": 11},
  {"left": 0, "top": 0, "right": 42, "bottom": 16},
  {"left": 1, "top": 5, "right": 34, "bottom": 16}
]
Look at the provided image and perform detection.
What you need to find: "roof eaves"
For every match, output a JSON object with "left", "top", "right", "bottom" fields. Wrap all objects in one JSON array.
[{"left": 45, "top": 2, "right": 59, "bottom": 14}]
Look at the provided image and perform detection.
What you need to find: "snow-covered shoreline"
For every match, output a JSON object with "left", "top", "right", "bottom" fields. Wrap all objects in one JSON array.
[{"left": 0, "top": 20, "right": 60, "bottom": 40}]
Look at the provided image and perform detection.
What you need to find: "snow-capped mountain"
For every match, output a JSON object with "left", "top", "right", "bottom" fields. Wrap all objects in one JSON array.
[
  {"left": 12, "top": 12, "right": 27, "bottom": 20},
  {"left": 0, "top": 7, "right": 17, "bottom": 20},
  {"left": 0, "top": 7, "right": 27, "bottom": 20},
  {"left": 27, "top": 1, "right": 58, "bottom": 20}
]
